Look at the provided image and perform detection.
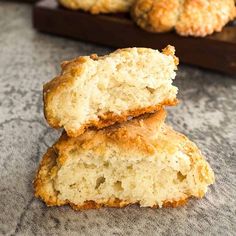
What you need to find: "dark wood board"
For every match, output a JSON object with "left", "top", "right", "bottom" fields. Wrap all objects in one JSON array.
[
  {"left": 33, "top": 0, "right": 236, "bottom": 75},
  {"left": 7, "top": 0, "right": 37, "bottom": 2}
]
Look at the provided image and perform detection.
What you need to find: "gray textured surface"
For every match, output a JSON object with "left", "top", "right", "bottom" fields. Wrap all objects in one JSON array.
[{"left": 0, "top": 2, "right": 236, "bottom": 236}]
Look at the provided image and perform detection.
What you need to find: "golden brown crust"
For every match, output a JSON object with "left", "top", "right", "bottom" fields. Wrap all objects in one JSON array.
[
  {"left": 162, "top": 45, "right": 179, "bottom": 65},
  {"left": 69, "top": 198, "right": 189, "bottom": 210},
  {"left": 59, "top": 109, "right": 180, "bottom": 160},
  {"left": 43, "top": 108, "right": 206, "bottom": 166},
  {"left": 52, "top": 109, "right": 168, "bottom": 163},
  {"left": 132, "top": 0, "right": 236, "bottom": 37},
  {"left": 33, "top": 148, "right": 65, "bottom": 206},
  {"left": 43, "top": 56, "right": 86, "bottom": 129},
  {"left": 131, "top": 0, "right": 181, "bottom": 33},
  {"left": 43, "top": 46, "right": 178, "bottom": 137}
]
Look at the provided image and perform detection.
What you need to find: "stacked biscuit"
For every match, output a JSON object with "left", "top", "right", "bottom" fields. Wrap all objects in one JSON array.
[
  {"left": 34, "top": 46, "right": 214, "bottom": 210},
  {"left": 58, "top": 0, "right": 236, "bottom": 37}
]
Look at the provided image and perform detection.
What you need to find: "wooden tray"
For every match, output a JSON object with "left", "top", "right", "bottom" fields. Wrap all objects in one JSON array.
[
  {"left": 33, "top": 0, "right": 236, "bottom": 75},
  {"left": 10, "top": 0, "right": 37, "bottom": 2}
]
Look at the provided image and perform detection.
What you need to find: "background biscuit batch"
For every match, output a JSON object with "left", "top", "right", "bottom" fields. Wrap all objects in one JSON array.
[{"left": 58, "top": 0, "right": 236, "bottom": 37}]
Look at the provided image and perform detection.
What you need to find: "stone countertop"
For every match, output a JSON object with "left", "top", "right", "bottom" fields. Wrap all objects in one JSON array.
[{"left": 0, "top": 2, "right": 236, "bottom": 236}]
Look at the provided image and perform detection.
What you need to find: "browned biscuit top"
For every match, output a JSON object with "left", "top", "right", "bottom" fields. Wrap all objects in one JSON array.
[{"left": 132, "top": 0, "right": 236, "bottom": 36}]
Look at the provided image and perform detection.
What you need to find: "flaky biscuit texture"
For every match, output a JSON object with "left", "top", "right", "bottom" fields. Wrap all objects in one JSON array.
[
  {"left": 34, "top": 110, "right": 215, "bottom": 210},
  {"left": 43, "top": 46, "right": 178, "bottom": 137}
]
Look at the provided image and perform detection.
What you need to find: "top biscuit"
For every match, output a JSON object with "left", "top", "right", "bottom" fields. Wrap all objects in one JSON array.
[{"left": 43, "top": 46, "right": 178, "bottom": 137}]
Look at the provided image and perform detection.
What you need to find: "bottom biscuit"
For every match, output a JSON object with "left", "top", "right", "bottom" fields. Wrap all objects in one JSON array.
[{"left": 34, "top": 110, "right": 214, "bottom": 210}]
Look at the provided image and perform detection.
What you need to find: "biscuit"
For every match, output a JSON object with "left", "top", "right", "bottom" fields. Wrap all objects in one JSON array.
[
  {"left": 132, "top": 0, "right": 236, "bottom": 37},
  {"left": 175, "top": 0, "right": 236, "bottom": 37},
  {"left": 34, "top": 110, "right": 215, "bottom": 210},
  {"left": 59, "top": 0, "right": 136, "bottom": 14},
  {"left": 43, "top": 46, "right": 179, "bottom": 137},
  {"left": 131, "top": 0, "right": 182, "bottom": 33}
]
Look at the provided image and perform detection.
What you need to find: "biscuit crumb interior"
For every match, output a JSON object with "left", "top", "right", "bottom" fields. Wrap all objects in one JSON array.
[
  {"left": 51, "top": 136, "right": 213, "bottom": 207},
  {"left": 48, "top": 48, "right": 178, "bottom": 134}
]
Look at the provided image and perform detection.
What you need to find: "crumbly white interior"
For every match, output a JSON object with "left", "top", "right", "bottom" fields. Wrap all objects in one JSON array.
[
  {"left": 53, "top": 144, "right": 210, "bottom": 207},
  {"left": 52, "top": 48, "right": 178, "bottom": 130}
]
